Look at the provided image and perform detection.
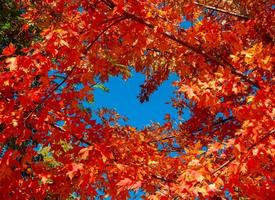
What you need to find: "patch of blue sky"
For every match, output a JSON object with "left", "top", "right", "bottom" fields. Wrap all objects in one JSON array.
[
  {"left": 0, "top": 144, "right": 8, "bottom": 158},
  {"left": 157, "top": 2, "right": 166, "bottom": 9},
  {"left": 195, "top": 190, "right": 232, "bottom": 200},
  {"left": 172, "top": 140, "right": 181, "bottom": 148},
  {"left": 33, "top": 143, "right": 42, "bottom": 151},
  {"left": 77, "top": 6, "right": 84, "bottom": 13},
  {"left": 218, "top": 148, "right": 225, "bottom": 156},
  {"left": 74, "top": 83, "right": 84, "bottom": 92},
  {"left": 179, "top": 16, "right": 203, "bottom": 30},
  {"left": 71, "top": 192, "right": 80, "bottom": 199},
  {"left": 55, "top": 120, "right": 65, "bottom": 127},
  {"left": 94, "top": 194, "right": 111, "bottom": 200},
  {"left": 157, "top": 139, "right": 185, "bottom": 157},
  {"left": 48, "top": 69, "right": 59, "bottom": 76},
  {"left": 94, "top": 188, "right": 144, "bottom": 200},
  {"left": 201, "top": 146, "right": 208, "bottom": 152},
  {"left": 47, "top": 69, "right": 67, "bottom": 93},
  {"left": 53, "top": 78, "right": 67, "bottom": 93},
  {"left": 179, "top": 19, "right": 192, "bottom": 30},
  {"left": 167, "top": 151, "right": 180, "bottom": 158},
  {"left": 48, "top": 68, "right": 67, "bottom": 77},
  {"left": 157, "top": 142, "right": 171, "bottom": 152},
  {"left": 157, "top": 142, "right": 164, "bottom": 151},
  {"left": 84, "top": 72, "right": 191, "bottom": 129},
  {"left": 243, "top": 69, "right": 253, "bottom": 76},
  {"left": 95, "top": 188, "right": 105, "bottom": 199},
  {"left": 129, "top": 189, "right": 145, "bottom": 200},
  {"left": 225, "top": 190, "right": 232, "bottom": 200},
  {"left": 215, "top": 112, "right": 227, "bottom": 120}
]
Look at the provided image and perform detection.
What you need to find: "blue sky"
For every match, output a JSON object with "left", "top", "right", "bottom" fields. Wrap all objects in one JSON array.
[{"left": 85, "top": 72, "right": 191, "bottom": 129}]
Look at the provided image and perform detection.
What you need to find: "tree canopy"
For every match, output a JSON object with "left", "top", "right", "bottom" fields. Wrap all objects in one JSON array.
[{"left": 0, "top": 0, "right": 274, "bottom": 199}]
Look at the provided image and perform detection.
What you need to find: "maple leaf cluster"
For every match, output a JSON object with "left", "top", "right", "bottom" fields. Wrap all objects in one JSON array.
[{"left": 0, "top": 0, "right": 274, "bottom": 199}]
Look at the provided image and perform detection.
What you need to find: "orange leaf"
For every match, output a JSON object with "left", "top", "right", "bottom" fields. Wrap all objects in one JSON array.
[
  {"left": 116, "top": 178, "right": 142, "bottom": 193},
  {"left": 66, "top": 163, "right": 84, "bottom": 180},
  {"left": 117, "top": 178, "right": 132, "bottom": 188}
]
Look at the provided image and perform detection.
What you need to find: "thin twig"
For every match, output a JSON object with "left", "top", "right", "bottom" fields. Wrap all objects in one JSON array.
[
  {"left": 101, "top": 0, "right": 259, "bottom": 89},
  {"left": 24, "top": 66, "right": 75, "bottom": 127},
  {"left": 83, "top": 16, "right": 126, "bottom": 54},
  {"left": 24, "top": 16, "right": 126, "bottom": 127},
  {"left": 49, "top": 123, "right": 92, "bottom": 146},
  {"left": 212, "top": 130, "right": 275, "bottom": 174},
  {"left": 148, "top": 117, "right": 234, "bottom": 143}
]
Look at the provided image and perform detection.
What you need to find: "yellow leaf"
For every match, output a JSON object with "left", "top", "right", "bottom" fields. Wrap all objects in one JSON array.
[
  {"left": 196, "top": 186, "right": 207, "bottom": 196},
  {"left": 247, "top": 95, "right": 254, "bottom": 103},
  {"left": 59, "top": 140, "right": 73, "bottom": 152},
  {"left": 146, "top": 12, "right": 152, "bottom": 18},
  {"left": 215, "top": 177, "right": 224, "bottom": 188},
  {"left": 5, "top": 57, "right": 17, "bottom": 71},
  {"left": 148, "top": 160, "right": 158, "bottom": 166},
  {"left": 241, "top": 42, "right": 262, "bottom": 64},
  {"left": 242, "top": 120, "right": 251, "bottom": 129},
  {"left": 101, "top": 153, "right": 107, "bottom": 163}
]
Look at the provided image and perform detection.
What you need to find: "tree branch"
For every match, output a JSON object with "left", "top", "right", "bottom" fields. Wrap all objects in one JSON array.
[
  {"left": 160, "top": 31, "right": 260, "bottom": 89},
  {"left": 212, "top": 129, "right": 275, "bottom": 174},
  {"left": 24, "top": 66, "right": 75, "bottom": 127},
  {"left": 24, "top": 16, "right": 126, "bottom": 128},
  {"left": 49, "top": 123, "right": 92, "bottom": 146},
  {"left": 100, "top": 0, "right": 259, "bottom": 89},
  {"left": 148, "top": 116, "right": 234, "bottom": 144},
  {"left": 194, "top": 1, "right": 249, "bottom": 19},
  {"left": 84, "top": 16, "right": 126, "bottom": 54}
]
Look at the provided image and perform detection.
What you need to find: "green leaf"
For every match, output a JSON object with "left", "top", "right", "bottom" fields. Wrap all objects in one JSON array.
[
  {"left": 59, "top": 140, "right": 73, "bottom": 152},
  {"left": 93, "top": 83, "right": 110, "bottom": 92},
  {"left": 1, "top": 22, "right": 11, "bottom": 30}
]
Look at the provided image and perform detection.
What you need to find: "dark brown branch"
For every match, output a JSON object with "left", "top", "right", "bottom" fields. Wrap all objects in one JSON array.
[
  {"left": 24, "top": 66, "right": 76, "bottom": 126},
  {"left": 100, "top": 1, "right": 259, "bottom": 89},
  {"left": 24, "top": 16, "right": 126, "bottom": 127},
  {"left": 218, "top": 54, "right": 260, "bottom": 88},
  {"left": 194, "top": 1, "right": 249, "bottom": 19},
  {"left": 84, "top": 16, "right": 126, "bottom": 54},
  {"left": 152, "top": 174, "right": 173, "bottom": 183},
  {"left": 149, "top": 116, "right": 234, "bottom": 143},
  {"left": 101, "top": 0, "right": 115, "bottom": 9},
  {"left": 49, "top": 123, "right": 92, "bottom": 146},
  {"left": 160, "top": 32, "right": 260, "bottom": 89},
  {"left": 212, "top": 129, "right": 275, "bottom": 174},
  {"left": 98, "top": 15, "right": 125, "bottom": 26}
]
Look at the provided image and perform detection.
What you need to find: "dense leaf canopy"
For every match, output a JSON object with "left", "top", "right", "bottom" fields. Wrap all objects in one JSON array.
[{"left": 0, "top": 0, "right": 274, "bottom": 199}]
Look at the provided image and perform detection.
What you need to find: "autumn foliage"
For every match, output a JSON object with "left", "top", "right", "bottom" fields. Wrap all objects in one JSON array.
[{"left": 0, "top": 0, "right": 274, "bottom": 199}]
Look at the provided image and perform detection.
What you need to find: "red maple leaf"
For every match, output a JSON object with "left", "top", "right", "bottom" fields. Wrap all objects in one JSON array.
[{"left": 2, "top": 43, "right": 16, "bottom": 56}]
